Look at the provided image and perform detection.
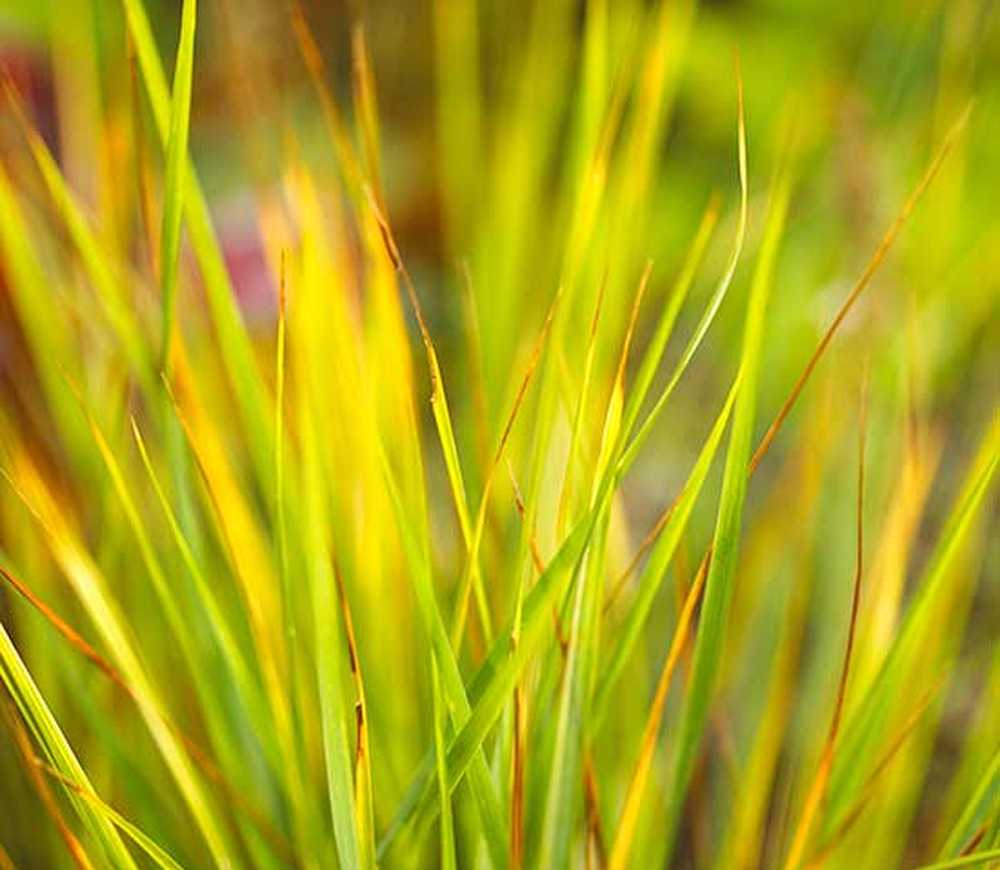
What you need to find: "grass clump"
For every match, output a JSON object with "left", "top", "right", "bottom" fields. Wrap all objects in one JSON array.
[{"left": 0, "top": 0, "right": 997, "bottom": 868}]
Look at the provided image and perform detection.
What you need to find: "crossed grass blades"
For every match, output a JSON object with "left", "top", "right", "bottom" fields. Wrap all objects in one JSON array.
[{"left": 0, "top": 0, "right": 997, "bottom": 868}]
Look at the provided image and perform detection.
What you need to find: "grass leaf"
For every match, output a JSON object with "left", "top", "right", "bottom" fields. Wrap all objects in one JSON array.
[{"left": 158, "top": 0, "right": 197, "bottom": 372}]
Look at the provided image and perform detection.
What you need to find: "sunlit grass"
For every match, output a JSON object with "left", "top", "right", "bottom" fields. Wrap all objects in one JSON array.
[{"left": 0, "top": 0, "right": 997, "bottom": 868}]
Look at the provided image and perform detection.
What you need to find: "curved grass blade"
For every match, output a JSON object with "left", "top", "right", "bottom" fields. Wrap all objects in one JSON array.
[
  {"left": 592, "top": 376, "right": 738, "bottom": 730},
  {"left": 4, "top": 692, "right": 95, "bottom": 869},
  {"left": 368, "top": 194, "right": 492, "bottom": 647},
  {"left": 937, "top": 747, "right": 1000, "bottom": 860},
  {"left": 509, "top": 88, "right": 741, "bottom": 868},
  {"left": 913, "top": 849, "right": 1000, "bottom": 870},
  {"left": 0, "top": 620, "right": 137, "bottom": 869},
  {"left": 37, "top": 761, "right": 185, "bottom": 870},
  {"left": 657, "top": 134, "right": 790, "bottom": 864},
  {"left": 618, "top": 191, "right": 721, "bottom": 448},
  {"left": 616, "top": 75, "right": 747, "bottom": 472},
  {"left": 2, "top": 453, "right": 236, "bottom": 867},
  {"left": 380, "top": 89, "right": 747, "bottom": 845},
  {"left": 0, "top": 560, "right": 294, "bottom": 864}
]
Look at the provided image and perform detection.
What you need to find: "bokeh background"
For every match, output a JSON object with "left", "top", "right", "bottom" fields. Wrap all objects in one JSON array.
[{"left": 3, "top": 0, "right": 996, "bottom": 470}]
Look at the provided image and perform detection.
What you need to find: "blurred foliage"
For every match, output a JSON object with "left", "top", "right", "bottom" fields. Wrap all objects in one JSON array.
[{"left": 0, "top": 0, "right": 997, "bottom": 868}]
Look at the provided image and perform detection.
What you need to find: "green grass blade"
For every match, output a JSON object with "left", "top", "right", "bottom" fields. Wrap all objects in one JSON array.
[
  {"left": 616, "top": 83, "right": 747, "bottom": 471},
  {"left": 618, "top": 193, "right": 721, "bottom": 446},
  {"left": 592, "top": 374, "right": 739, "bottom": 731},
  {"left": 4, "top": 86, "right": 153, "bottom": 394},
  {"left": 121, "top": 0, "right": 274, "bottom": 488},
  {"left": 827, "top": 412, "right": 999, "bottom": 819},
  {"left": 0, "top": 619, "right": 138, "bottom": 869},
  {"left": 128, "top": 418, "right": 280, "bottom": 769},
  {"left": 0, "top": 168, "right": 90, "bottom": 466},
  {"left": 3, "top": 453, "right": 236, "bottom": 867},
  {"left": 381, "top": 132, "right": 751, "bottom": 841},
  {"left": 39, "top": 763, "right": 185, "bottom": 870},
  {"left": 369, "top": 198, "right": 492, "bottom": 646},
  {"left": 915, "top": 850, "right": 1000, "bottom": 870},
  {"left": 536, "top": 509, "right": 608, "bottom": 869},
  {"left": 376, "top": 438, "right": 507, "bottom": 869},
  {"left": 300, "top": 398, "right": 363, "bottom": 870},
  {"left": 431, "top": 660, "right": 457, "bottom": 870},
  {"left": 378, "top": 515, "right": 593, "bottom": 858},
  {"left": 657, "top": 145, "right": 791, "bottom": 863},
  {"left": 937, "top": 747, "right": 1000, "bottom": 860},
  {"left": 158, "top": 0, "right": 197, "bottom": 373}
]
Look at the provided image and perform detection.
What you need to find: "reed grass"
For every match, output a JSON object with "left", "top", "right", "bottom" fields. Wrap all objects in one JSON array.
[{"left": 0, "top": 0, "right": 996, "bottom": 868}]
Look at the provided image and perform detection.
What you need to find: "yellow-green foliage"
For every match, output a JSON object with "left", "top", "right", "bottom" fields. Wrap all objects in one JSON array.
[{"left": 0, "top": 0, "right": 996, "bottom": 868}]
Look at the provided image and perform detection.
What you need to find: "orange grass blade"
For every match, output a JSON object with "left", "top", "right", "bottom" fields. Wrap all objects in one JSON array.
[
  {"left": 784, "top": 367, "right": 870, "bottom": 869},
  {"left": 608, "top": 551, "right": 712, "bottom": 870}
]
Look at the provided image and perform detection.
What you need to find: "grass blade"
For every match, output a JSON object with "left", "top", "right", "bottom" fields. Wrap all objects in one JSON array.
[
  {"left": 592, "top": 377, "right": 739, "bottom": 730},
  {"left": 37, "top": 761, "right": 185, "bottom": 870},
  {"left": 608, "top": 550, "right": 711, "bottom": 869},
  {"left": 2, "top": 450, "right": 236, "bottom": 867},
  {"left": 783, "top": 369, "right": 869, "bottom": 869},
  {"left": 657, "top": 130, "right": 790, "bottom": 863},
  {"left": 914, "top": 850, "right": 1000, "bottom": 870},
  {"left": 431, "top": 660, "right": 457, "bottom": 870},
  {"left": 299, "top": 391, "right": 364, "bottom": 870},
  {"left": 376, "top": 436, "right": 507, "bottom": 869},
  {"left": 121, "top": 0, "right": 274, "bottom": 490},
  {"left": 158, "top": 0, "right": 197, "bottom": 373},
  {"left": 0, "top": 619, "right": 137, "bottom": 868}
]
